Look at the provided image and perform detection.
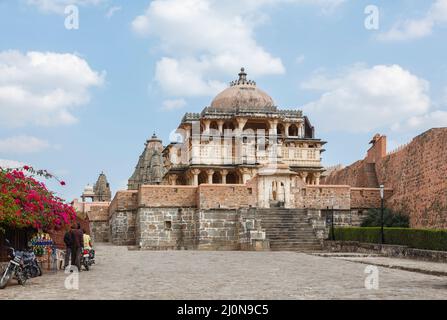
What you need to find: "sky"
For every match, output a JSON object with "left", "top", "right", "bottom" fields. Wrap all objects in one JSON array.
[{"left": 0, "top": 0, "right": 446, "bottom": 201}]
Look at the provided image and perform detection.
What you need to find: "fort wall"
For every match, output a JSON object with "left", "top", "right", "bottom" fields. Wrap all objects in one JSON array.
[{"left": 323, "top": 128, "right": 447, "bottom": 229}]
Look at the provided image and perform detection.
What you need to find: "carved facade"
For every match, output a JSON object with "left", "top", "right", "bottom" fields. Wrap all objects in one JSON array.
[
  {"left": 128, "top": 133, "right": 166, "bottom": 189},
  {"left": 77, "top": 68, "right": 392, "bottom": 250},
  {"left": 161, "top": 68, "right": 326, "bottom": 208}
]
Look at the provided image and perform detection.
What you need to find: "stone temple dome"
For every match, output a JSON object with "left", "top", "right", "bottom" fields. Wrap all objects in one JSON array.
[{"left": 210, "top": 68, "right": 275, "bottom": 112}]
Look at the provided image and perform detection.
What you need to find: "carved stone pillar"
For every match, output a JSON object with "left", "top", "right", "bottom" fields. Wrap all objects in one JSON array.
[
  {"left": 300, "top": 172, "right": 308, "bottom": 184},
  {"left": 315, "top": 172, "right": 321, "bottom": 186},
  {"left": 191, "top": 169, "right": 200, "bottom": 186},
  {"left": 221, "top": 170, "right": 228, "bottom": 184},
  {"left": 240, "top": 168, "right": 251, "bottom": 184},
  {"left": 236, "top": 118, "right": 248, "bottom": 132},
  {"left": 169, "top": 174, "right": 178, "bottom": 186},
  {"left": 217, "top": 120, "right": 224, "bottom": 135},
  {"left": 269, "top": 120, "right": 278, "bottom": 135},
  {"left": 206, "top": 169, "right": 214, "bottom": 184},
  {"left": 205, "top": 120, "right": 211, "bottom": 132},
  {"left": 299, "top": 122, "right": 305, "bottom": 138}
]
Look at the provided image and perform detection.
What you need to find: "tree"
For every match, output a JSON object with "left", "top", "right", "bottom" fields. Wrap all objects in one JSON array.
[
  {"left": 361, "top": 208, "right": 410, "bottom": 228},
  {"left": 0, "top": 166, "right": 76, "bottom": 233}
]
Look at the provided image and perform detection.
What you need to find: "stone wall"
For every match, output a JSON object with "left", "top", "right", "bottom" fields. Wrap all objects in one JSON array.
[
  {"left": 350, "top": 188, "right": 393, "bottom": 209},
  {"left": 109, "top": 210, "right": 136, "bottom": 245},
  {"left": 323, "top": 128, "right": 447, "bottom": 229},
  {"left": 87, "top": 204, "right": 109, "bottom": 242},
  {"left": 90, "top": 221, "right": 109, "bottom": 242},
  {"left": 109, "top": 190, "right": 138, "bottom": 245},
  {"left": 197, "top": 184, "right": 256, "bottom": 209},
  {"left": 139, "top": 186, "right": 197, "bottom": 208},
  {"left": 293, "top": 185, "right": 351, "bottom": 210},
  {"left": 375, "top": 129, "right": 447, "bottom": 228},
  {"left": 322, "top": 160, "right": 377, "bottom": 188},
  {"left": 197, "top": 209, "right": 241, "bottom": 250},
  {"left": 108, "top": 190, "right": 138, "bottom": 215},
  {"left": 136, "top": 207, "right": 198, "bottom": 250}
]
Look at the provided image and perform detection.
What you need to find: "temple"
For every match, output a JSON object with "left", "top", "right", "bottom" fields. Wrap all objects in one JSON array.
[{"left": 75, "top": 68, "right": 393, "bottom": 250}]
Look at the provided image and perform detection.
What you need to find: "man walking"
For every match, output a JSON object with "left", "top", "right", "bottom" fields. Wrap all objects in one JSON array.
[{"left": 70, "top": 223, "right": 84, "bottom": 272}]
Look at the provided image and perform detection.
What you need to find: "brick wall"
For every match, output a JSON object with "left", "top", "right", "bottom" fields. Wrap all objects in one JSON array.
[
  {"left": 322, "top": 160, "right": 378, "bottom": 188},
  {"left": 197, "top": 184, "right": 257, "bottom": 209},
  {"left": 138, "top": 185, "right": 197, "bottom": 208},
  {"left": 350, "top": 188, "right": 393, "bottom": 209},
  {"left": 293, "top": 185, "right": 351, "bottom": 210},
  {"left": 375, "top": 129, "right": 447, "bottom": 228},
  {"left": 108, "top": 190, "right": 138, "bottom": 217},
  {"left": 322, "top": 128, "right": 447, "bottom": 229}
]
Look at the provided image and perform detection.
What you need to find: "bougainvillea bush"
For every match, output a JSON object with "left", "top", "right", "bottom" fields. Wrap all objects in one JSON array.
[{"left": 0, "top": 166, "right": 76, "bottom": 233}]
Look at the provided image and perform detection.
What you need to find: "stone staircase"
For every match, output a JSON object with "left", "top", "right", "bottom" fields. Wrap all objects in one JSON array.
[{"left": 256, "top": 209, "right": 322, "bottom": 252}]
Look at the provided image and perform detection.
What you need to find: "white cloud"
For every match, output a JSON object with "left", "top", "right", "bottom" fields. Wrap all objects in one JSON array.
[
  {"left": 0, "top": 135, "right": 50, "bottom": 154},
  {"left": 132, "top": 0, "right": 344, "bottom": 97},
  {"left": 26, "top": 0, "right": 105, "bottom": 14},
  {"left": 378, "top": 0, "right": 447, "bottom": 41},
  {"left": 162, "top": 98, "right": 187, "bottom": 111},
  {"left": 106, "top": 5, "right": 121, "bottom": 19},
  {"left": 392, "top": 110, "right": 447, "bottom": 132},
  {"left": 301, "top": 64, "right": 431, "bottom": 133},
  {"left": 0, "top": 50, "right": 104, "bottom": 127},
  {"left": 0, "top": 159, "right": 25, "bottom": 169}
]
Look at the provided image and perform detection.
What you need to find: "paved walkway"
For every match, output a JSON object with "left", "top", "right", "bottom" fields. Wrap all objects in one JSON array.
[{"left": 0, "top": 243, "right": 446, "bottom": 300}]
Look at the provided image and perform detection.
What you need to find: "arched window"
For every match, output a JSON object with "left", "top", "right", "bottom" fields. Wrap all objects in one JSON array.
[
  {"left": 226, "top": 172, "right": 239, "bottom": 184},
  {"left": 289, "top": 124, "right": 298, "bottom": 137},
  {"left": 212, "top": 171, "right": 222, "bottom": 184}
]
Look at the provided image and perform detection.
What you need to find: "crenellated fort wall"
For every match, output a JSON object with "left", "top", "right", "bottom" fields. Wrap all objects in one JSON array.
[{"left": 323, "top": 128, "right": 447, "bottom": 229}]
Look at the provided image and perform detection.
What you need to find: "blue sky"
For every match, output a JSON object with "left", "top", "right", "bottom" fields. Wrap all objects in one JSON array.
[{"left": 0, "top": 0, "right": 446, "bottom": 201}]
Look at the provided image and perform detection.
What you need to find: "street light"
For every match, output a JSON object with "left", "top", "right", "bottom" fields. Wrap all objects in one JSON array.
[
  {"left": 330, "top": 196, "right": 335, "bottom": 241},
  {"left": 379, "top": 184, "right": 384, "bottom": 245}
]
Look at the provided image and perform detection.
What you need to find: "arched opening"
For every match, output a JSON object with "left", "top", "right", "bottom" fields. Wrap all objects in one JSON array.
[
  {"left": 177, "top": 175, "right": 187, "bottom": 185},
  {"left": 226, "top": 172, "right": 239, "bottom": 184},
  {"left": 277, "top": 123, "right": 285, "bottom": 136},
  {"left": 209, "top": 121, "right": 219, "bottom": 133},
  {"left": 243, "top": 121, "right": 268, "bottom": 133},
  {"left": 223, "top": 121, "right": 235, "bottom": 132},
  {"left": 212, "top": 171, "right": 222, "bottom": 184},
  {"left": 289, "top": 124, "right": 298, "bottom": 137},
  {"left": 198, "top": 171, "right": 208, "bottom": 185}
]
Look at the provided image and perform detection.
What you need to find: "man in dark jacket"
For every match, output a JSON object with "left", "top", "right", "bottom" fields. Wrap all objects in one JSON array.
[
  {"left": 70, "top": 223, "right": 84, "bottom": 272},
  {"left": 63, "top": 227, "right": 72, "bottom": 269}
]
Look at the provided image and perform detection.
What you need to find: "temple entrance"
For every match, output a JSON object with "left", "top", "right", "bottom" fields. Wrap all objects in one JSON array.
[{"left": 269, "top": 180, "right": 285, "bottom": 208}]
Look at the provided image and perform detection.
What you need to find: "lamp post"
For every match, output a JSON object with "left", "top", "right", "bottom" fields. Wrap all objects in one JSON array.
[
  {"left": 380, "top": 184, "right": 384, "bottom": 244},
  {"left": 330, "top": 196, "right": 335, "bottom": 241}
]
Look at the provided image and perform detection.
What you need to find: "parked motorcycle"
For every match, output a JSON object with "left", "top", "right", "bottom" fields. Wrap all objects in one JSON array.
[
  {"left": 0, "top": 240, "right": 29, "bottom": 289},
  {"left": 22, "top": 249, "right": 42, "bottom": 278},
  {"left": 80, "top": 248, "right": 95, "bottom": 271}
]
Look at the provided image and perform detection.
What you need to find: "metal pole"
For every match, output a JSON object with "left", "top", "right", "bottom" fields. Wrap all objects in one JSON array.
[
  {"left": 380, "top": 197, "right": 384, "bottom": 244},
  {"left": 331, "top": 207, "right": 335, "bottom": 241}
]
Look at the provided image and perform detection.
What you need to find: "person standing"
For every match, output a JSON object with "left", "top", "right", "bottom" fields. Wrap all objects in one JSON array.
[
  {"left": 63, "top": 227, "right": 72, "bottom": 269},
  {"left": 70, "top": 223, "right": 83, "bottom": 272}
]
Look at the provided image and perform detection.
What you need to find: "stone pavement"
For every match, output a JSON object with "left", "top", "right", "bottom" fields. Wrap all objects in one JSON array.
[
  {"left": 0, "top": 243, "right": 446, "bottom": 300},
  {"left": 328, "top": 255, "right": 447, "bottom": 277}
]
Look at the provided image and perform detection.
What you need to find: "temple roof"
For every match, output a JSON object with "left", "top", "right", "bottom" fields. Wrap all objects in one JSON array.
[{"left": 209, "top": 68, "right": 276, "bottom": 112}]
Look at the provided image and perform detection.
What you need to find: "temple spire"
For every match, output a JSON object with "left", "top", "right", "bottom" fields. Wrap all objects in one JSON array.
[{"left": 230, "top": 67, "right": 256, "bottom": 86}]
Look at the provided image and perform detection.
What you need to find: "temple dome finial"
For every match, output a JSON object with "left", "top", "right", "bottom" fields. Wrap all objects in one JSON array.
[{"left": 209, "top": 67, "right": 274, "bottom": 111}]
